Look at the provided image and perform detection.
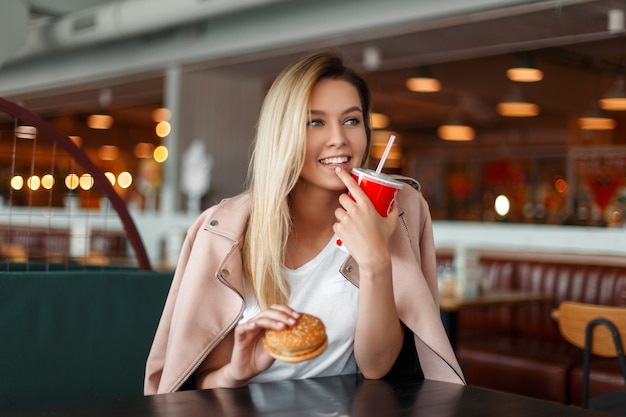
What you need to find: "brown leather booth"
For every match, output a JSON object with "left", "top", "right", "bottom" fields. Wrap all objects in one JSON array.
[{"left": 438, "top": 250, "right": 626, "bottom": 405}]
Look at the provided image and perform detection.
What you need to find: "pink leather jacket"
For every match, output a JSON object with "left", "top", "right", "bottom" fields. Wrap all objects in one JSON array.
[{"left": 144, "top": 177, "right": 465, "bottom": 395}]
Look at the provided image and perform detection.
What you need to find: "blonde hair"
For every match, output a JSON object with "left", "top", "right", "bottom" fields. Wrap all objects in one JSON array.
[{"left": 243, "top": 49, "right": 372, "bottom": 309}]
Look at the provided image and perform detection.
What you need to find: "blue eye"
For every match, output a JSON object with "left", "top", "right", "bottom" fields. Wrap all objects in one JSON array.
[
  {"left": 344, "top": 118, "right": 360, "bottom": 126},
  {"left": 307, "top": 119, "right": 323, "bottom": 127}
]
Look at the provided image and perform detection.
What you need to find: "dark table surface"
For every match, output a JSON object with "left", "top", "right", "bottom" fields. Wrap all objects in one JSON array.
[{"left": 3, "top": 374, "right": 616, "bottom": 417}]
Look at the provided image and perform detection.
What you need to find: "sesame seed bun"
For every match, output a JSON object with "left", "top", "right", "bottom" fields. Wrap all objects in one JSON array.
[{"left": 262, "top": 313, "right": 328, "bottom": 363}]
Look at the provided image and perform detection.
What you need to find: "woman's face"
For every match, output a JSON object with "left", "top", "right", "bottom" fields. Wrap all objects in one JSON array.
[{"left": 299, "top": 78, "right": 368, "bottom": 192}]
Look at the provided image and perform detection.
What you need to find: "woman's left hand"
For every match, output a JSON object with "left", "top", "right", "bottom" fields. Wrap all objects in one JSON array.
[{"left": 332, "top": 167, "right": 399, "bottom": 268}]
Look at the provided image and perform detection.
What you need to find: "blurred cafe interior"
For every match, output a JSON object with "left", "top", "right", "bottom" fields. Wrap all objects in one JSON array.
[
  {"left": 3, "top": 1, "right": 626, "bottom": 413},
  {"left": 2, "top": 0, "right": 626, "bottom": 265}
]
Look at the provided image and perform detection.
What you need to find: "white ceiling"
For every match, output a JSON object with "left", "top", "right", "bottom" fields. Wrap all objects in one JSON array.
[
  {"left": 8, "top": 0, "right": 626, "bottom": 139},
  {"left": 25, "top": 0, "right": 110, "bottom": 16}
]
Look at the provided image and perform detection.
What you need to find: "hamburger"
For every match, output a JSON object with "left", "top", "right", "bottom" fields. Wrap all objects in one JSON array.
[{"left": 263, "top": 313, "right": 328, "bottom": 363}]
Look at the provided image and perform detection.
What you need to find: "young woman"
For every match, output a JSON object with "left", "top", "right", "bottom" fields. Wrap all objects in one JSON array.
[{"left": 144, "top": 50, "right": 465, "bottom": 394}]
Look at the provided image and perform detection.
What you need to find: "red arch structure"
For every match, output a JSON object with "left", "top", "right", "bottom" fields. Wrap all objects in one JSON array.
[{"left": 0, "top": 97, "right": 152, "bottom": 270}]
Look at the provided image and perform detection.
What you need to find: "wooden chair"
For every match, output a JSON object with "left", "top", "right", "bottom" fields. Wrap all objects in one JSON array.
[{"left": 554, "top": 301, "right": 626, "bottom": 414}]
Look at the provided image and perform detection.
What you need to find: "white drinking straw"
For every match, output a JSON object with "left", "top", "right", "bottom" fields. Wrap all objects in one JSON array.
[{"left": 375, "top": 134, "right": 396, "bottom": 174}]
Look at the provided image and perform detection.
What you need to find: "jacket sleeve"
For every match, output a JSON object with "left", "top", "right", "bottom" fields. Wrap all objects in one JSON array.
[
  {"left": 394, "top": 177, "right": 466, "bottom": 385},
  {"left": 416, "top": 193, "right": 439, "bottom": 302},
  {"left": 143, "top": 213, "right": 205, "bottom": 395},
  {"left": 394, "top": 176, "right": 439, "bottom": 301}
]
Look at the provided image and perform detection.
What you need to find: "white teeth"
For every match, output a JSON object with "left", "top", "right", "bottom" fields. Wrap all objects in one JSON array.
[{"left": 320, "top": 156, "right": 348, "bottom": 165}]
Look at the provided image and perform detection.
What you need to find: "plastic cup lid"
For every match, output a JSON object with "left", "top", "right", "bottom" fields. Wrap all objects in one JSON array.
[{"left": 351, "top": 168, "right": 404, "bottom": 189}]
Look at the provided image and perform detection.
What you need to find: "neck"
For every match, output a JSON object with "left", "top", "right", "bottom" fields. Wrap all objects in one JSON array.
[
  {"left": 289, "top": 183, "right": 341, "bottom": 233},
  {"left": 284, "top": 183, "right": 342, "bottom": 269}
]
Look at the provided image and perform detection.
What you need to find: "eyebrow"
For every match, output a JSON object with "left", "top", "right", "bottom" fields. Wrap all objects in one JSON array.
[{"left": 309, "top": 106, "right": 363, "bottom": 116}]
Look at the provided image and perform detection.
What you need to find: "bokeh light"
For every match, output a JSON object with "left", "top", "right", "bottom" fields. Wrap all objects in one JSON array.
[
  {"left": 554, "top": 176, "right": 568, "bottom": 194},
  {"left": 65, "top": 173, "right": 80, "bottom": 190},
  {"left": 27, "top": 175, "right": 41, "bottom": 191},
  {"left": 494, "top": 194, "right": 511, "bottom": 217},
  {"left": 153, "top": 145, "right": 168, "bottom": 163},
  {"left": 79, "top": 174, "right": 94, "bottom": 190},
  {"left": 117, "top": 171, "right": 133, "bottom": 189},
  {"left": 10, "top": 175, "right": 24, "bottom": 190},
  {"left": 155, "top": 121, "right": 171, "bottom": 138},
  {"left": 104, "top": 171, "right": 116, "bottom": 186},
  {"left": 41, "top": 174, "right": 55, "bottom": 189}
]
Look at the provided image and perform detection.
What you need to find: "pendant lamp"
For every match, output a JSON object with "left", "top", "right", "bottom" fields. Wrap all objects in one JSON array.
[
  {"left": 599, "top": 76, "right": 626, "bottom": 111},
  {"left": 497, "top": 84, "right": 539, "bottom": 117},
  {"left": 578, "top": 103, "right": 616, "bottom": 130},
  {"left": 88, "top": 88, "right": 114, "bottom": 129},
  {"left": 438, "top": 113, "right": 475, "bottom": 141},
  {"left": 406, "top": 66, "right": 441, "bottom": 93},
  {"left": 506, "top": 52, "right": 544, "bottom": 82}
]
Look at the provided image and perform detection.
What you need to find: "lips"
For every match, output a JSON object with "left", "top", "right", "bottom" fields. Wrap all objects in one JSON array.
[{"left": 319, "top": 156, "right": 349, "bottom": 165}]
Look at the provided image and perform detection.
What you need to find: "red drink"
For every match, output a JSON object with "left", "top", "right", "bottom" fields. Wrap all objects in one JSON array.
[
  {"left": 335, "top": 168, "right": 405, "bottom": 252},
  {"left": 351, "top": 168, "right": 403, "bottom": 217}
]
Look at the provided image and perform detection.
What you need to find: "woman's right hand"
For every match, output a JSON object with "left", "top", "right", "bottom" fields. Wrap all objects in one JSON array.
[{"left": 225, "top": 304, "right": 300, "bottom": 385}]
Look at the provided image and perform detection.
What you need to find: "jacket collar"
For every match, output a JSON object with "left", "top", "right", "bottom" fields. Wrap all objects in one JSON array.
[{"left": 201, "top": 193, "right": 251, "bottom": 241}]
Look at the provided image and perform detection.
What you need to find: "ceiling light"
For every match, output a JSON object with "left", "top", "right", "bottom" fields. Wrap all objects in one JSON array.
[
  {"left": 437, "top": 111, "right": 475, "bottom": 141},
  {"left": 155, "top": 121, "right": 171, "bottom": 137},
  {"left": 88, "top": 88, "right": 114, "bottom": 129},
  {"left": 79, "top": 174, "right": 94, "bottom": 191},
  {"left": 98, "top": 145, "right": 120, "bottom": 160},
  {"left": 371, "top": 131, "right": 402, "bottom": 168},
  {"left": 104, "top": 172, "right": 116, "bottom": 186},
  {"left": 497, "top": 102, "right": 539, "bottom": 117},
  {"left": 41, "top": 174, "right": 55, "bottom": 189},
  {"left": 371, "top": 143, "right": 402, "bottom": 168},
  {"left": 497, "top": 85, "right": 539, "bottom": 117},
  {"left": 65, "top": 174, "right": 80, "bottom": 190},
  {"left": 151, "top": 107, "right": 171, "bottom": 122},
  {"left": 87, "top": 114, "right": 113, "bottom": 129},
  {"left": 506, "top": 52, "right": 543, "bottom": 82},
  {"left": 15, "top": 125, "right": 37, "bottom": 139},
  {"left": 10, "top": 175, "right": 24, "bottom": 190},
  {"left": 117, "top": 172, "right": 133, "bottom": 189},
  {"left": 578, "top": 116, "right": 616, "bottom": 130},
  {"left": 371, "top": 112, "right": 389, "bottom": 129},
  {"left": 134, "top": 142, "right": 155, "bottom": 158},
  {"left": 599, "top": 76, "right": 626, "bottom": 111},
  {"left": 438, "top": 124, "right": 475, "bottom": 141},
  {"left": 27, "top": 175, "right": 41, "bottom": 191},
  {"left": 406, "top": 66, "right": 441, "bottom": 92},
  {"left": 578, "top": 104, "right": 616, "bottom": 130},
  {"left": 153, "top": 145, "right": 169, "bottom": 163}
]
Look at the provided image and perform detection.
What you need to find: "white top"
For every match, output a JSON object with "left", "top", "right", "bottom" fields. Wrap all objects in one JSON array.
[{"left": 240, "top": 237, "right": 359, "bottom": 383}]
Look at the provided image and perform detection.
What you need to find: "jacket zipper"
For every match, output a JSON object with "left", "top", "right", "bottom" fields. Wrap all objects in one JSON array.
[
  {"left": 399, "top": 212, "right": 412, "bottom": 244},
  {"left": 173, "top": 253, "right": 245, "bottom": 392}
]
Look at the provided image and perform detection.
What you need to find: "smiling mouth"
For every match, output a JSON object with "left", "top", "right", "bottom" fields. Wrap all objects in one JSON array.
[{"left": 319, "top": 156, "right": 349, "bottom": 165}]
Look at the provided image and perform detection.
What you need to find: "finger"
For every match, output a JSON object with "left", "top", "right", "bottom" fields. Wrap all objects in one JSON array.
[
  {"left": 334, "top": 167, "right": 367, "bottom": 203},
  {"left": 234, "top": 320, "right": 264, "bottom": 342},
  {"left": 267, "top": 304, "right": 301, "bottom": 321},
  {"left": 251, "top": 305, "right": 300, "bottom": 330},
  {"left": 236, "top": 320, "right": 258, "bottom": 335},
  {"left": 334, "top": 206, "right": 349, "bottom": 223}
]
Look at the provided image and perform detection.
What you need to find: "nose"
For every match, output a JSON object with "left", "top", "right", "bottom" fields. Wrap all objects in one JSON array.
[{"left": 327, "top": 121, "right": 348, "bottom": 147}]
